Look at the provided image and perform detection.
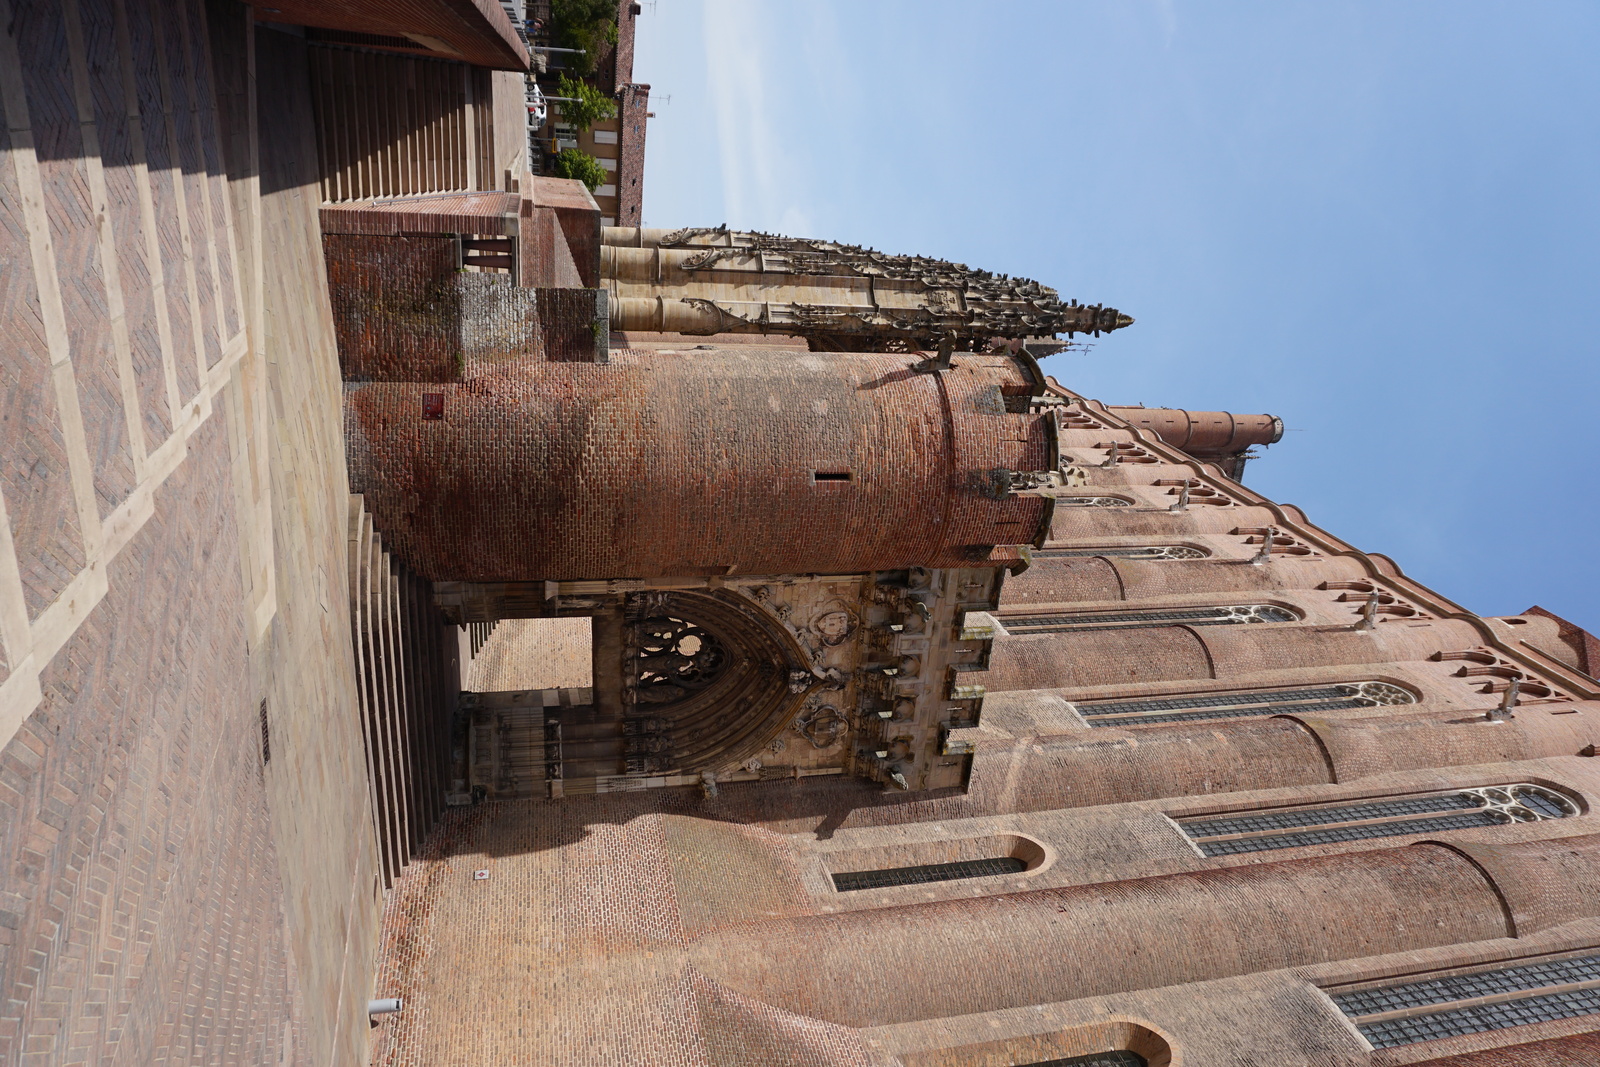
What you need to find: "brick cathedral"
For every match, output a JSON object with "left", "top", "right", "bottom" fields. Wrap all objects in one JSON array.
[{"left": 3, "top": 2, "right": 1600, "bottom": 1066}]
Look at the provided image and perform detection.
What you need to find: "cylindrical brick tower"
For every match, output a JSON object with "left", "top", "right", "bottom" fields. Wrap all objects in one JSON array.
[
  {"left": 346, "top": 349, "right": 1055, "bottom": 582},
  {"left": 1108, "top": 406, "right": 1284, "bottom": 455}
]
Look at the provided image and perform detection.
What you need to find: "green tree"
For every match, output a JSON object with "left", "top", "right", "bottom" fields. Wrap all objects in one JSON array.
[
  {"left": 550, "top": 0, "right": 618, "bottom": 75},
  {"left": 551, "top": 148, "right": 608, "bottom": 192},
  {"left": 555, "top": 74, "right": 616, "bottom": 132}
]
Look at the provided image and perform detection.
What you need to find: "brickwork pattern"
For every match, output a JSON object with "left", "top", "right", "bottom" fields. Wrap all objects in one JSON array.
[
  {"left": 1527, "top": 604, "right": 1600, "bottom": 676},
  {"left": 690, "top": 842, "right": 1513, "bottom": 1029},
  {"left": 84, "top": 0, "right": 174, "bottom": 449},
  {"left": 0, "top": 135, "right": 86, "bottom": 622},
  {"left": 17, "top": 0, "right": 136, "bottom": 520},
  {"left": 0, "top": 13, "right": 403, "bottom": 1066},
  {"left": 537, "top": 287, "right": 605, "bottom": 362},
  {"left": 325, "top": 234, "right": 464, "bottom": 381},
  {"left": 255, "top": 26, "right": 395, "bottom": 1065},
  {"left": 363, "top": 378, "right": 1600, "bottom": 1064},
  {"left": 616, "top": 82, "right": 648, "bottom": 227},
  {"left": 124, "top": 0, "right": 201, "bottom": 405},
  {"left": 323, "top": 232, "right": 605, "bottom": 377},
  {"left": 0, "top": 7, "right": 84, "bottom": 622},
  {"left": 368, "top": 763, "right": 1600, "bottom": 1065},
  {"left": 369, "top": 802, "right": 889, "bottom": 1067},
  {"left": 320, "top": 192, "right": 522, "bottom": 238},
  {"left": 345, "top": 351, "right": 1052, "bottom": 583},
  {"left": 0, "top": 417, "right": 297, "bottom": 1067}
]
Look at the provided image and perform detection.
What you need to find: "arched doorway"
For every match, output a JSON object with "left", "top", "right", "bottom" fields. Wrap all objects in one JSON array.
[
  {"left": 457, "top": 589, "right": 812, "bottom": 798},
  {"left": 620, "top": 590, "right": 812, "bottom": 774}
]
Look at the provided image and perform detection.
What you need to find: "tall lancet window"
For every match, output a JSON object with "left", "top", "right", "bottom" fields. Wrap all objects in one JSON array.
[
  {"left": 1053, "top": 496, "right": 1133, "bottom": 507},
  {"left": 1000, "top": 603, "right": 1297, "bottom": 635},
  {"left": 1330, "top": 949, "right": 1600, "bottom": 1049},
  {"left": 1076, "top": 680, "right": 1414, "bottom": 728},
  {"left": 1036, "top": 545, "right": 1208, "bottom": 560},
  {"left": 1177, "top": 783, "right": 1577, "bottom": 857}
]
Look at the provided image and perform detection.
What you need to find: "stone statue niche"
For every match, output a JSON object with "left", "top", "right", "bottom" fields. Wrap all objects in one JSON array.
[{"left": 600, "top": 225, "right": 1133, "bottom": 352}]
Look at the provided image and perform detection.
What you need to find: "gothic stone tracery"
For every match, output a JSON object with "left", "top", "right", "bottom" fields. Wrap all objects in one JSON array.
[{"left": 601, "top": 225, "right": 1134, "bottom": 350}]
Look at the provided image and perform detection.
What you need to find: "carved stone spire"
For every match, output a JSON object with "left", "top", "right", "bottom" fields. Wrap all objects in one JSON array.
[{"left": 600, "top": 225, "right": 1133, "bottom": 351}]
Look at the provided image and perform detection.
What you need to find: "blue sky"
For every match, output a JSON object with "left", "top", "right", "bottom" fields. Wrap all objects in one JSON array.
[{"left": 635, "top": 1, "right": 1600, "bottom": 627}]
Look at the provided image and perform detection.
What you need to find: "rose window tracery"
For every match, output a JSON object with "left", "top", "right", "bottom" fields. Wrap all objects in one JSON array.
[{"left": 631, "top": 616, "right": 730, "bottom": 704}]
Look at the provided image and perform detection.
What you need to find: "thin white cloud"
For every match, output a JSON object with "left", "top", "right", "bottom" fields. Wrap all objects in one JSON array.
[
  {"left": 1155, "top": 0, "right": 1179, "bottom": 48},
  {"left": 700, "top": 0, "right": 845, "bottom": 235},
  {"left": 703, "top": 1, "right": 778, "bottom": 227}
]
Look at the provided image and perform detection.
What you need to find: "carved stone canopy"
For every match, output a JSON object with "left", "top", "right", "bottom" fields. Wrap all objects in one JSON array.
[{"left": 601, "top": 225, "right": 1133, "bottom": 352}]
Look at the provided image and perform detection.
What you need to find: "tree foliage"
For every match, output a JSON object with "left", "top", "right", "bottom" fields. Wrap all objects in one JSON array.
[
  {"left": 551, "top": 148, "right": 608, "bottom": 192},
  {"left": 555, "top": 74, "right": 616, "bottom": 132},
  {"left": 550, "top": 0, "right": 618, "bottom": 75}
]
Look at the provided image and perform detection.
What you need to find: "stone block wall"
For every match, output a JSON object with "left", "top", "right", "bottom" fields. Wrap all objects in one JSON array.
[{"left": 324, "top": 233, "right": 606, "bottom": 378}]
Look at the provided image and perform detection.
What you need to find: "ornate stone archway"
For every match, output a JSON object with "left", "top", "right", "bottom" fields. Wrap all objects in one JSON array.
[{"left": 620, "top": 590, "right": 812, "bottom": 775}]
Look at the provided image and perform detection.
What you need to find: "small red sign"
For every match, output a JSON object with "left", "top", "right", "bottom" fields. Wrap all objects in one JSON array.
[{"left": 421, "top": 393, "right": 445, "bottom": 420}]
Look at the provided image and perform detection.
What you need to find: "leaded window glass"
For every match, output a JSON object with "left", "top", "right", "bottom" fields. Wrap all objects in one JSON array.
[
  {"left": 1178, "top": 784, "right": 1576, "bottom": 856},
  {"left": 1358, "top": 988, "right": 1600, "bottom": 1049},
  {"left": 1334, "top": 953, "right": 1600, "bottom": 1018},
  {"left": 1054, "top": 496, "right": 1132, "bottom": 507},
  {"left": 832, "top": 856, "right": 1025, "bottom": 892},
  {"left": 1330, "top": 951, "right": 1600, "bottom": 1049},
  {"left": 1001, "top": 604, "right": 1296, "bottom": 635},
  {"left": 1076, "top": 680, "right": 1413, "bottom": 728},
  {"left": 1015, "top": 1054, "right": 1147, "bottom": 1067}
]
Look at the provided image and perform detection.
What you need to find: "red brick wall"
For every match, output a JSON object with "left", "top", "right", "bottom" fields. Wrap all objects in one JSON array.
[
  {"left": 1003, "top": 556, "right": 1125, "bottom": 604},
  {"left": 1527, "top": 604, "right": 1600, "bottom": 678},
  {"left": 1108, "top": 406, "right": 1282, "bottom": 453},
  {"left": 537, "top": 288, "right": 604, "bottom": 362},
  {"left": 616, "top": 83, "right": 648, "bottom": 227},
  {"left": 325, "top": 234, "right": 464, "bottom": 381},
  {"left": 528, "top": 177, "right": 600, "bottom": 287},
  {"left": 689, "top": 842, "right": 1510, "bottom": 1028},
  {"left": 982, "top": 625, "right": 1217, "bottom": 691},
  {"left": 345, "top": 351, "right": 1052, "bottom": 581}
]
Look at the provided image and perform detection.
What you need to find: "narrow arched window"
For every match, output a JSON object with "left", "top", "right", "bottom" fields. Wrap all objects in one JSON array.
[
  {"left": 1177, "top": 783, "right": 1577, "bottom": 857},
  {"left": 1000, "top": 603, "right": 1297, "bottom": 635},
  {"left": 1077, "top": 680, "right": 1413, "bottom": 728},
  {"left": 1015, "top": 1054, "right": 1148, "bottom": 1067},
  {"left": 1054, "top": 496, "right": 1132, "bottom": 507},
  {"left": 832, "top": 857, "right": 1025, "bottom": 892},
  {"left": 829, "top": 835, "right": 1044, "bottom": 892},
  {"left": 1037, "top": 545, "right": 1208, "bottom": 560}
]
